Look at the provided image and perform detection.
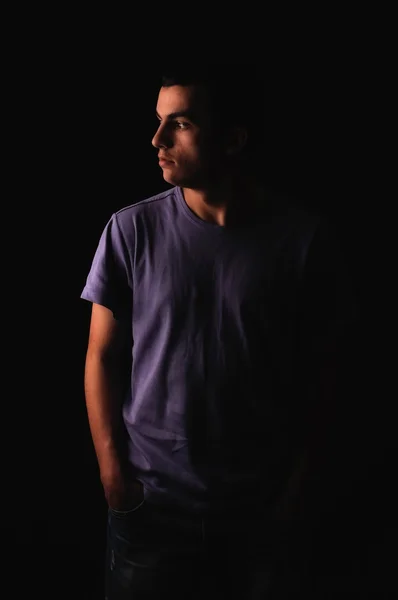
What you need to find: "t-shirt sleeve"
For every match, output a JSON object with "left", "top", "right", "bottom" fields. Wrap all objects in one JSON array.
[
  {"left": 298, "top": 218, "right": 359, "bottom": 356},
  {"left": 80, "top": 213, "right": 133, "bottom": 320}
]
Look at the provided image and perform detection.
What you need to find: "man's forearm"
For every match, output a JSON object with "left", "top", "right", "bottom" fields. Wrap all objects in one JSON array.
[
  {"left": 277, "top": 354, "right": 338, "bottom": 521},
  {"left": 84, "top": 351, "right": 127, "bottom": 478}
]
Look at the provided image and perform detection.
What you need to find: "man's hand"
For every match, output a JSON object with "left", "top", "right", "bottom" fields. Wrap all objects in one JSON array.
[{"left": 101, "top": 465, "right": 144, "bottom": 511}]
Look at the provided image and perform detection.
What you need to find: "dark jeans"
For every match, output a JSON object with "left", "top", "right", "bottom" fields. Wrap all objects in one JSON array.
[{"left": 104, "top": 498, "right": 299, "bottom": 600}]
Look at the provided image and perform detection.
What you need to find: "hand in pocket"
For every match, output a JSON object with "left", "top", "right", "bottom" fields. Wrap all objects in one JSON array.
[{"left": 105, "top": 476, "right": 145, "bottom": 512}]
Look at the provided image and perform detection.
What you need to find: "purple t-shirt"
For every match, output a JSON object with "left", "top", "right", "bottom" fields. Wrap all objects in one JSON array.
[{"left": 81, "top": 186, "right": 355, "bottom": 513}]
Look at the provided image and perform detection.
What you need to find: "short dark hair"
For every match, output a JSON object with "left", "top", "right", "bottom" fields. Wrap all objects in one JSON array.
[{"left": 160, "top": 63, "right": 265, "bottom": 169}]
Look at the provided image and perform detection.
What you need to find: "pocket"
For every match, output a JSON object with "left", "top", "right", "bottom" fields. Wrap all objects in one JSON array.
[
  {"left": 109, "top": 496, "right": 146, "bottom": 518},
  {"left": 108, "top": 482, "right": 146, "bottom": 517}
]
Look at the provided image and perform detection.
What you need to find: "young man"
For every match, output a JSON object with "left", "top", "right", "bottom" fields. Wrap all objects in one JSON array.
[{"left": 81, "top": 65, "right": 356, "bottom": 598}]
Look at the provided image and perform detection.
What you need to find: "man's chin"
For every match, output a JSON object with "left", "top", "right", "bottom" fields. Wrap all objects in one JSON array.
[
  {"left": 162, "top": 173, "right": 179, "bottom": 186},
  {"left": 162, "top": 172, "right": 190, "bottom": 187}
]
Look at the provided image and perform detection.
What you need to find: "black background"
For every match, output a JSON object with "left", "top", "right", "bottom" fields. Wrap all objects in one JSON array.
[{"left": 2, "top": 37, "right": 394, "bottom": 598}]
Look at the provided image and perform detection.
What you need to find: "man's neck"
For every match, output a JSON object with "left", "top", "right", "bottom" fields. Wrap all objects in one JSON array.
[{"left": 182, "top": 174, "right": 263, "bottom": 227}]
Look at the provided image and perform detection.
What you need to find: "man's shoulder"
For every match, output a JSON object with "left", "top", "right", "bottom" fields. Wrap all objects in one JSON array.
[
  {"left": 267, "top": 190, "right": 323, "bottom": 234},
  {"left": 114, "top": 187, "right": 178, "bottom": 224}
]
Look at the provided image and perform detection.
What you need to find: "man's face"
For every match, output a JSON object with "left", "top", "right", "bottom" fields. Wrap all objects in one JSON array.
[{"left": 152, "top": 84, "right": 226, "bottom": 188}]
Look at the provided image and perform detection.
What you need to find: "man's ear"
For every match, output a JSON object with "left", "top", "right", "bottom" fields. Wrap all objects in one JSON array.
[{"left": 225, "top": 126, "right": 248, "bottom": 156}]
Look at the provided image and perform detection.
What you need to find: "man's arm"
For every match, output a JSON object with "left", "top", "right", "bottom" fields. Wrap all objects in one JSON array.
[
  {"left": 84, "top": 303, "right": 139, "bottom": 509},
  {"left": 279, "top": 218, "right": 355, "bottom": 519},
  {"left": 274, "top": 336, "right": 339, "bottom": 524}
]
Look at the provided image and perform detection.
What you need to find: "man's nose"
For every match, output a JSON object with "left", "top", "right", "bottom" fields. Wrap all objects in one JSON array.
[{"left": 152, "top": 123, "right": 171, "bottom": 149}]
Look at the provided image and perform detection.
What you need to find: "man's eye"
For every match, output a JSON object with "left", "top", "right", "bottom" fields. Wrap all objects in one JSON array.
[{"left": 175, "top": 121, "right": 189, "bottom": 129}]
